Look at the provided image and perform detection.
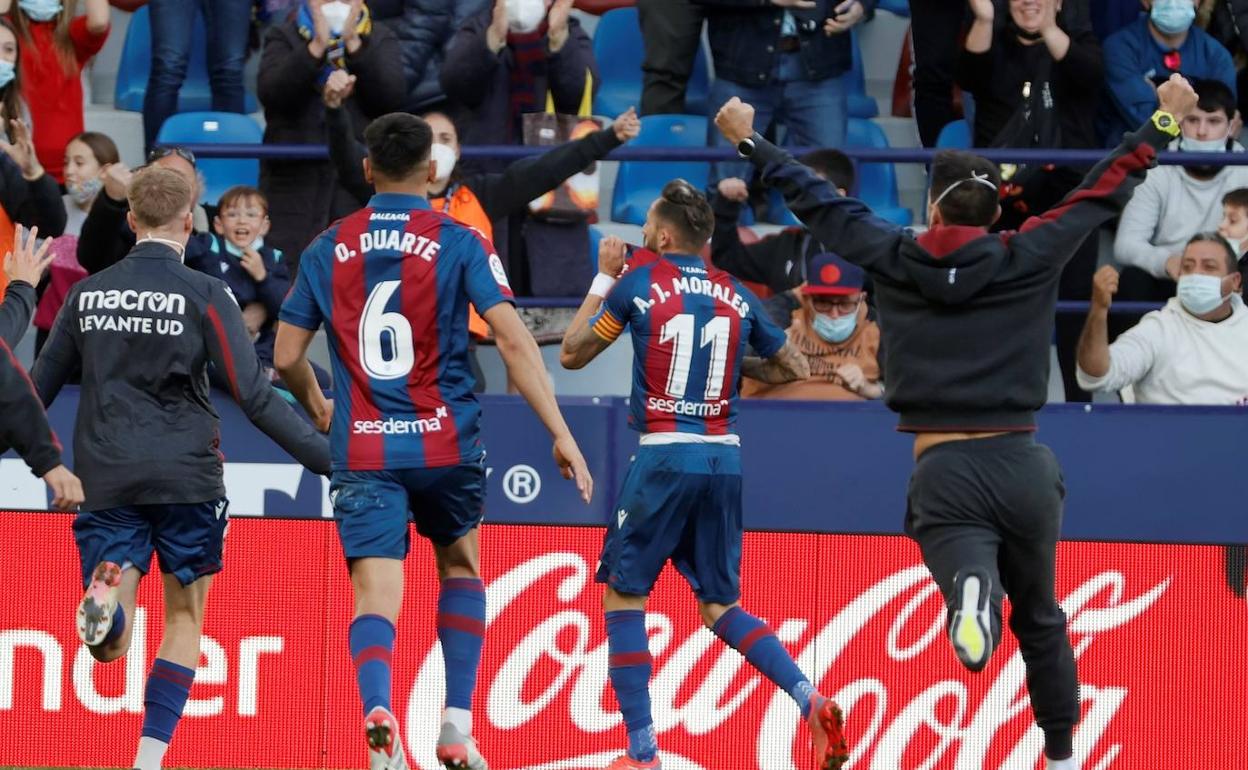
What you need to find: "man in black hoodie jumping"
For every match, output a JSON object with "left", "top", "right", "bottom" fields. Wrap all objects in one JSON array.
[{"left": 714, "top": 74, "right": 1199, "bottom": 770}]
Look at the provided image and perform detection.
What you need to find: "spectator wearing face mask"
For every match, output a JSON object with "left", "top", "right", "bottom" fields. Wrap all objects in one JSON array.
[
  {"left": 1078, "top": 233, "right": 1248, "bottom": 404},
  {"left": 1114, "top": 78, "right": 1248, "bottom": 301},
  {"left": 0, "top": 19, "right": 26, "bottom": 138},
  {"left": 325, "top": 71, "right": 640, "bottom": 302},
  {"left": 258, "top": 0, "right": 404, "bottom": 272},
  {"left": 30, "top": 130, "right": 117, "bottom": 354},
  {"left": 1216, "top": 186, "right": 1248, "bottom": 288},
  {"left": 742, "top": 253, "right": 883, "bottom": 401},
  {"left": 1098, "top": 0, "right": 1236, "bottom": 145},
  {"left": 0, "top": 0, "right": 109, "bottom": 184},
  {"left": 440, "top": 0, "right": 597, "bottom": 170},
  {"left": 141, "top": 0, "right": 253, "bottom": 154}
]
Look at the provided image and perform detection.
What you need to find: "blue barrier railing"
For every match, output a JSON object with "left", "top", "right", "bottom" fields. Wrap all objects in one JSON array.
[
  {"left": 170, "top": 142, "right": 1198, "bottom": 317},
  {"left": 514, "top": 296, "right": 1166, "bottom": 315},
  {"left": 172, "top": 142, "right": 1248, "bottom": 166}
]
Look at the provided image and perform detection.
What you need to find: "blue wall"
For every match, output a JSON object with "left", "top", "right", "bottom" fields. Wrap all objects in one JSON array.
[{"left": 4, "top": 390, "right": 1244, "bottom": 544}]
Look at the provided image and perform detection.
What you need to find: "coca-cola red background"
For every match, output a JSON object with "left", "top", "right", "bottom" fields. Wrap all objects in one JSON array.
[{"left": 0, "top": 512, "right": 1243, "bottom": 769}]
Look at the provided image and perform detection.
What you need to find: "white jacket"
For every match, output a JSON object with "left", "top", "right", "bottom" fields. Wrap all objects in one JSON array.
[
  {"left": 1113, "top": 148, "right": 1248, "bottom": 278},
  {"left": 1077, "top": 294, "right": 1248, "bottom": 405}
]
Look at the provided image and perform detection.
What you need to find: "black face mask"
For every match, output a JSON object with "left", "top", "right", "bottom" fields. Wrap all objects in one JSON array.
[{"left": 1008, "top": 18, "right": 1046, "bottom": 42}]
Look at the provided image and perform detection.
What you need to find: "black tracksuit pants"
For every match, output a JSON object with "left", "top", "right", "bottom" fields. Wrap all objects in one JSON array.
[
  {"left": 905, "top": 433, "right": 1079, "bottom": 759},
  {"left": 637, "top": 0, "right": 705, "bottom": 116}
]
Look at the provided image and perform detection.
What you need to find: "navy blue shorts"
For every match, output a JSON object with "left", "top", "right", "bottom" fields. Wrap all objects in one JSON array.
[
  {"left": 331, "top": 459, "right": 487, "bottom": 560},
  {"left": 597, "top": 443, "right": 743, "bottom": 604},
  {"left": 72, "top": 498, "right": 230, "bottom": 588}
]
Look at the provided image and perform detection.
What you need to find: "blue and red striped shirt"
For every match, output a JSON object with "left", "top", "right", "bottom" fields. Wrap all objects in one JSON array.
[
  {"left": 591, "top": 252, "right": 785, "bottom": 436},
  {"left": 280, "top": 193, "right": 514, "bottom": 470}
]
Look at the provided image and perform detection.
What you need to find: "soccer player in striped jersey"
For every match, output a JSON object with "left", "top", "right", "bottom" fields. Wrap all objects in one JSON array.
[
  {"left": 275, "top": 113, "right": 593, "bottom": 770},
  {"left": 560, "top": 181, "right": 850, "bottom": 770}
]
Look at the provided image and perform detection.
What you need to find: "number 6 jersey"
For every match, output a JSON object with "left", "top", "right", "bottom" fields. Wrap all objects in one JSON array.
[
  {"left": 590, "top": 252, "right": 786, "bottom": 438},
  {"left": 280, "top": 193, "right": 514, "bottom": 471}
]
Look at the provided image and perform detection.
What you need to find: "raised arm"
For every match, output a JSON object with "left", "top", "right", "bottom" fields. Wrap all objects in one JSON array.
[
  {"left": 714, "top": 97, "right": 905, "bottom": 275},
  {"left": 1076, "top": 268, "right": 1161, "bottom": 395},
  {"left": 203, "top": 281, "right": 331, "bottom": 475},
  {"left": 1010, "top": 75, "right": 1199, "bottom": 267},
  {"left": 77, "top": 164, "right": 134, "bottom": 274},
  {"left": 559, "top": 235, "right": 625, "bottom": 370},
  {"left": 324, "top": 75, "right": 371, "bottom": 206},
  {"left": 0, "top": 224, "right": 53, "bottom": 346},
  {"left": 473, "top": 108, "right": 637, "bottom": 220}
]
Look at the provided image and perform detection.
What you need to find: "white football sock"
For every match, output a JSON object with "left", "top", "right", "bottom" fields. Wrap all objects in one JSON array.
[
  {"left": 134, "top": 736, "right": 170, "bottom": 770},
  {"left": 443, "top": 706, "right": 472, "bottom": 735},
  {"left": 1046, "top": 757, "right": 1080, "bottom": 770}
]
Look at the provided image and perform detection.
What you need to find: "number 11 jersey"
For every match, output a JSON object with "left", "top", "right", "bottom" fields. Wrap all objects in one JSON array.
[
  {"left": 280, "top": 193, "right": 514, "bottom": 471},
  {"left": 590, "top": 252, "right": 786, "bottom": 437}
]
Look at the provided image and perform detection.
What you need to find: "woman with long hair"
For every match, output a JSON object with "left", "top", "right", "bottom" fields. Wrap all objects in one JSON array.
[
  {"left": 0, "top": 18, "right": 27, "bottom": 140},
  {"left": 2, "top": 0, "right": 109, "bottom": 182}
]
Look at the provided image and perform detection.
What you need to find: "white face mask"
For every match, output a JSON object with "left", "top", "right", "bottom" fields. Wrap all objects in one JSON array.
[
  {"left": 507, "top": 0, "right": 547, "bottom": 33},
  {"left": 429, "top": 143, "right": 457, "bottom": 184},
  {"left": 1224, "top": 236, "right": 1244, "bottom": 257},
  {"left": 1181, "top": 135, "right": 1228, "bottom": 153},
  {"left": 1177, "top": 273, "right": 1231, "bottom": 316},
  {"left": 321, "top": 0, "right": 352, "bottom": 36}
]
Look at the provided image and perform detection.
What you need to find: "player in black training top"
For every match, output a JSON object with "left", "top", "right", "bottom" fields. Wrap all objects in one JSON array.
[{"left": 715, "top": 75, "right": 1200, "bottom": 770}]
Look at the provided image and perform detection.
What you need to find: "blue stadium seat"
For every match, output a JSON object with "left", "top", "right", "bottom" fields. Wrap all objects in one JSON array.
[
  {"left": 592, "top": 7, "right": 711, "bottom": 117},
  {"left": 936, "top": 119, "right": 971, "bottom": 149},
  {"left": 848, "top": 30, "right": 878, "bottom": 119},
  {"left": 115, "top": 6, "right": 257, "bottom": 114},
  {"left": 612, "top": 115, "right": 710, "bottom": 225},
  {"left": 587, "top": 224, "right": 603, "bottom": 275},
  {"left": 875, "top": 0, "right": 911, "bottom": 16},
  {"left": 846, "top": 117, "right": 913, "bottom": 226},
  {"left": 155, "top": 112, "right": 263, "bottom": 205}
]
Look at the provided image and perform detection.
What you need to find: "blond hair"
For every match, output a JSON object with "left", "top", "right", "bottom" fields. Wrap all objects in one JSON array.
[{"left": 128, "top": 166, "right": 193, "bottom": 230}]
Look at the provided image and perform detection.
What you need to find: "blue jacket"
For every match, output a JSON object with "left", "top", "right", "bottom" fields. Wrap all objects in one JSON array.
[
  {"left": 1098, "top": 15, "right": 1237, "bottom": 145},
  {"left": 371, "top": 0, "right": 491, "bottom": 111},
  {"left": 191, "top": 233, "right": 291, "bottom": 367},
  {"left": 692, "top": 0, "right": 875, "bottom": 87}
]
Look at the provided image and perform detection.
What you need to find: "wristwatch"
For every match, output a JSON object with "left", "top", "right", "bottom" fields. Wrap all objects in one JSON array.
[
  {"left": 736, "top": 132, "right": 761, "bottom": 158},
  {"left": 1151, "top": 110, "right": 1180, "bottom": 138}
]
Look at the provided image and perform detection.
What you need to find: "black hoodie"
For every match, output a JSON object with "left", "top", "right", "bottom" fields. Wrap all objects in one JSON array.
[{"left": 749, "top": 120, "right": 1170, "bottom": 432}]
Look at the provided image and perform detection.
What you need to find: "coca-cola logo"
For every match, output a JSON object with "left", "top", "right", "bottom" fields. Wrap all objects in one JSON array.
[{"left": 400, "top": 554, "right": 1170, "bottom": 770}]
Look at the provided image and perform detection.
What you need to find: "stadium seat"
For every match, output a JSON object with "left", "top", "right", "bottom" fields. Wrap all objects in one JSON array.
[
  {"left": 875, "top": 0, "right": 911, "bottom": 16},
  {"left": 611, "top": 114, "right": 710, "bottom": 225},
  {"left": 846, "top": 117, "right": 913, "bottom": 226},
  {"left": 848, "top": 30, "right": 878, "bottom": 119},
  {"left": 592, "top": 8, "right": 711, "bottom": 117},
  {"left": 587, "top": 224, "right": 603, "bottom": 274},
  {"left": 115, "top": 6, "right": 257, "bottom": 114},
  {"left": 936, "top": 119, "right": 972, "bottom": 149},
  {"left": 155, "top": 112, "right": 263, "bottom": 206}
]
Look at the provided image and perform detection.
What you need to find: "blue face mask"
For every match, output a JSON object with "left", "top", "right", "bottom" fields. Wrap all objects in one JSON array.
[
  {"left": 1150, "top": 0, "right": 1195, "bottom": 36},
  {"left": 0, "top": 60, "right": 14, "bottom": 90},
  {"left": 812, "top": 311, "right": 858, "bottom": 343},
  {"left": 17, "top": 0, "right": 62, "bottom": 22},
  {"left": 1177, "top": 273, "right": 1229, "bottom": 316},
  {"left": 224, "top": 236, "right": 264, "bottom": 258}
]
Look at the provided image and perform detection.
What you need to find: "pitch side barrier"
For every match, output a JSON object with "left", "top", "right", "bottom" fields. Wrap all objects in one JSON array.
[{"left": 1, "top": 389, "right": 1244, "bottom": 544}]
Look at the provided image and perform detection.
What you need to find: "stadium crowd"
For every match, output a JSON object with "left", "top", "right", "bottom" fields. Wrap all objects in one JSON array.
[{"left": 1, "top": 0, "right": 1247, "bottom": 408}]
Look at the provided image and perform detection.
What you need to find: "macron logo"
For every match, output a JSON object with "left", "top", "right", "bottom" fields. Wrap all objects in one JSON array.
[{"left": 617, "top": 509, "right": 628, "bottom": 528}]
